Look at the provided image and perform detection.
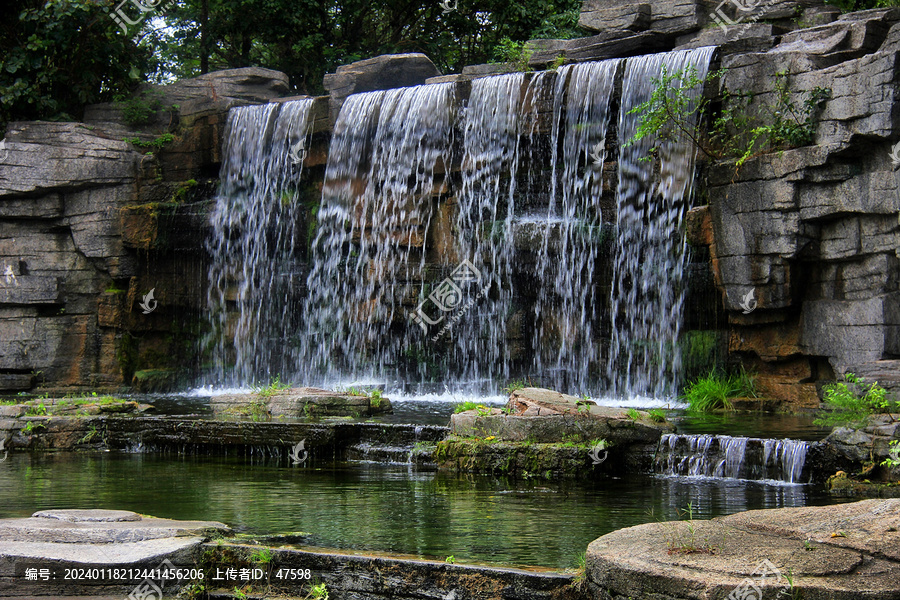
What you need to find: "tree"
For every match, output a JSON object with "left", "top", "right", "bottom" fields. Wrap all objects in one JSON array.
[
  {"left": 145, "top": 0, "right": 583, "bottom": 92},
  {"left": 0, "top": 0, "right": 150, "bottom": 131}
]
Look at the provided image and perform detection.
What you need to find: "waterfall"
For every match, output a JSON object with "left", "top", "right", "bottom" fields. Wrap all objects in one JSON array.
[
  {"left": 204, "top": 48, "right": 717, "bottom": 397},
  {"left": 206, "top": 99, "right": 315, "bottom": 385},
  {"left": 608, "top": 46, "right": 716, "bottom": 399},
  {"left": 300, "top": 83, "right": 456, "bottom": 383},
  {"left": 656, "top": 433, "right": 809, "bottom": 483},
  {"left": 531, "top": 60, "right": 621, "bottom": 394},
  {"left": 443, "top": 73, "right": 525, "bottom": 388}
]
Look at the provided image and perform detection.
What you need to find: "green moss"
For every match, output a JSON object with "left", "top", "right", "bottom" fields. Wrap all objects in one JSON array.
[{"left": 172, "top": 179, "right": 198, "bottom": 203}]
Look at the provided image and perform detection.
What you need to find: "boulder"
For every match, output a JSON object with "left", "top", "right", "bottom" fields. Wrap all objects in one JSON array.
[
  {"left": 450, "top": 388, "right": 673, "bottom": 444},
  {"left": 507, "top": 387, "right": 594, "bottom": 416},
  {"left": 528, "top": 31, "right": 672, "bottom": 68},
  {"left": 586, "top": 499, "right": 900, "bottom": 600},
  {"left": 579, "top": 0, "right": 702, "bottom": 37},
  {"left": 675, "top": 23, "right": 782, "bottom": 55},
  {"left": 323, "top": 53, "right": 441, "bottom": 124},
  {"left": 579, "top": 1, "right": 651, "bottom": 33},
  {"left": 823, "top": 414, "right": 900, "bottom": 465}
]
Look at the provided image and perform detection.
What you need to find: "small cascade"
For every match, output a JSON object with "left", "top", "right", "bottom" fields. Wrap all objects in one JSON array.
[
  {"left": 531, "top": 59, "right": 621, "bottom": 394},
  {"left": 608, "top": 46, "right": 716, "bottom": 398},
  {"left": 300, "top": 83, "right": 456, "bottom": 383},
  {"left": 345, "top": 423, "right": 447, "bottom": 465},
  {"left": 656, "top": 433, "right": 809, "bottom": 483},
  {"left": 446, "top": 73, "right": 525, "bottom": 387},
  {"left": 206, "top": 99, "right": 315, "bottom": 385}
]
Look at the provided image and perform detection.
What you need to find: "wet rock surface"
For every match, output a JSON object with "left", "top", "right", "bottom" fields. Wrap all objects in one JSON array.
[{"left": 586, "top": 499, "right": 900, "bottom": 600}]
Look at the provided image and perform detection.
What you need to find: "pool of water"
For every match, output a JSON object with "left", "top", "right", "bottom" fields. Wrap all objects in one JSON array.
[{"left": 0, "top": 452, "right": 850, "bottom": 569}]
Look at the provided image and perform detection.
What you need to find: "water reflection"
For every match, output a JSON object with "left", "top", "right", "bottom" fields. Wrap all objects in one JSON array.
[{"left": 0, "top": 453, "right": 851, "bottom": 569}]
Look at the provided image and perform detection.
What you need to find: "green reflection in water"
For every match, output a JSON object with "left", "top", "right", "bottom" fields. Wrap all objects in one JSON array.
[{"left": 0, "top": 452, "right": 848, "bottom": 569}]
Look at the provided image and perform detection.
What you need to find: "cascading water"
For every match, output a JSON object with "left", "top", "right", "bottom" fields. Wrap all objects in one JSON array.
[
  {"left": 205, "top": 49, "right": 717, "bottom": 398},
  {"left": 206, "top": 99, "right": 314, "bottom": 385},
  {"left": 531, "top": 59, "right": 621, "bottom": 394},
  {"left": 608, "top": 46, "right": 716, "bottom": 399},
  {"left": 444, "top": 73, "right": 525, "bottom": 388},
  {"left": 656, "top": 433, "right": 809, "bottom": 483},
  {"left": 300, "top": 83, "right": 456, "bottom": 384}
]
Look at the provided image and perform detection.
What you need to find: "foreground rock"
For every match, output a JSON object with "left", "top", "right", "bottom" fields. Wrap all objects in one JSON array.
[
  {"left": 441, "top": 388, "right": 673, "bottom": 478},
  {"left": 209, "top": 386, "right": 392, "bottom": 418},
  {"left": 586, "top": 499, "right": 900, "bottom": 600},
  {"left": 0, "top": 509, "right": 229, "bottom": 597}
]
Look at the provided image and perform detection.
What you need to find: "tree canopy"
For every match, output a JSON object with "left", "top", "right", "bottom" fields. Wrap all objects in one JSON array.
[{"left": 1, "top": 0, "right": 583, "bottom": 131}]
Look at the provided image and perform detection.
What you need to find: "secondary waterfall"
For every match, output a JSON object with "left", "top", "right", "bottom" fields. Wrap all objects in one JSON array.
[
  {"left": 608, "top": 46, "right": 716, "bottom": 399},
  {"left": 531, "top": 59, "right": 621, "bottom": 394},
  {"left": 206, "top": 99, "right": 314, "bottom": 385},
  {"left": 300, "top": 83, "right": 456, "bottom": 383},
  {"left": 655, "top": 433, "right": 809, "bottom": 483}
]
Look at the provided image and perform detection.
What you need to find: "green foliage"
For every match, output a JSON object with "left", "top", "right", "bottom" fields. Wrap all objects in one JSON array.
[
  {"left": 444, "top": 555, "right": 455, "bottom": 564},
  {"left": 814, "top": 373, "right": 897, "bottom": 428},
  {"left": 826, "top": 0, "right": 900, "bottom": 10},
  {"left": 475, "top": 405, "right": 492, "bottom": 417},
  {"left": 881, "top": 440, "right": 900, "bottom": 468},
  {"left": 454, "top": 401, "right": 479, "bottom": 413},
  {"left": 682, "top": 370, "right": 756, "bottom": 412},
  {"left": 249, "top": 547, "right": 273, "bottom": 564},
  {"left": 492, "top": 37, "right": 533, "bottom": 71},
  {"left": 253, "top": 375, "right": 292, "bottom": 399},
  {"left": 503, "top": 378, "right": 536, "bottom": 395},
  {"left": 147, "top": 0, "right": 584, "bottom": 93},
  {"left": 665, "top": 502, "right": 721, "bottom": 555},
  {"left": 648, "top": 408, "right": 667, "bottom": 423},
  {"left": 626, "top": 408, "right": 641, "bottom": 420},
  {"left": 572, "top": 551, "right": 587, "bottom": 590},
  {"left": 627, "top": 66, "right": 830, "bottom": 168},
  {"left": 626, "top": 65, "right": 714, "bottom": 157},
  {"left": 123, "top": 133, "right": 176, "bottom": 153},
  {"left": 21, "top": 421, "right": 46, "bottom": 435},
  {"left": 307, "top": 583, "right": 329, "bottom": 600},
  {"left": 0, "top": 0, "right": 149, "bottom": 131},
  {"left": 116, "top": 90, "right": 163, "bottom": 126},
  {"left": 173, "top": 179, "right": 199, "bottom": 203},
  {"left": 25, "top": 402, "right": 47, "bottom": 416},
  {"left": 680, "top": 331, "right": 724, "bottom": 383},
  {"left": 77, "top": 426, "right": 99, "bottom": 444},
  {"left": 730, "top": 71, "right": 830, "bottom": 166}
]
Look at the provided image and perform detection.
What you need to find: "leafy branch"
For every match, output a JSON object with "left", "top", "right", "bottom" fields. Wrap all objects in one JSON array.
[{"left": 627, "top": 67, "right": 831, "bottom": 168}]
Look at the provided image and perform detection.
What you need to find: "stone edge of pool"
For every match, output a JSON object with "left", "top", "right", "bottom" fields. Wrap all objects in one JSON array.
[{"left": 1, "top": 500, "right": 898, "bottom": 599}]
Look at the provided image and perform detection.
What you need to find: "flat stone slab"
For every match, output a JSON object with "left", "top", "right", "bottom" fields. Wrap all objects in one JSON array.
[
  {"left": 210, "top": 386, "right": 392, "bottom": 418},
  {"left": 0, "top": 510, "right": 230, "bottom": 597},
  {"left": 0, "top": 536, "right": 205, "bottom": 568},
  {"left": 32, "top": 509, "right": 141, "bottom": 523},
  {"left": 0, "top": 510, "right": 230, "bottom": 543},
  {"left": 586, "top": 499, "right": 900, "bottom": 599}
]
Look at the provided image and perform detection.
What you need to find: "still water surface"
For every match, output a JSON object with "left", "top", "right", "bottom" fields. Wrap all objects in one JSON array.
[{"left": 0, "top": 452, "right": 848, "bottom": 569}]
